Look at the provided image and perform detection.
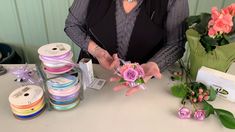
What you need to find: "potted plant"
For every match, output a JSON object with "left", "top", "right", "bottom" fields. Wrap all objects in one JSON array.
[{"left": 186, "top": 3, "right": 235, "bottom": 79}]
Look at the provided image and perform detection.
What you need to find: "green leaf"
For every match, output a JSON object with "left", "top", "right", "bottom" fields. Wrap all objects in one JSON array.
[
  {"left": 190, "top": 82, "right": 207, "bottom": 92},
  {"left": 220, "top": 37, "right": 229, "bottom": 46},
  {"left": 194, "top": 13, "right": 211, "bottom": 34},
  {"left": 215, "top": 109, "right": 234, "bottom": 118},
  {"left": 186, "top": 15, "right": 200, "bottom": 28},
  {"left": 119, "top": 78, "right": 125, "bottom": 83},
  {"left": 200, "top": 35, "right": 217, "bottom": 52},
  {"left": 208, "top": 87, "right": 217, "bottom": 101},
  {"left": 199, "top": 13, "right": 211, "bottom": 27},
  {"left": 135, "top": 78, "right": 144, "bottom": 84},
  {"left": 171, "top": 83, "right": 188, "bottom": 98},
  {"left": 203, "top": 101, "right": 214, "bottom": 117},
  {"left": 215, "top": 109, "right": 235, "bottom": 129}
]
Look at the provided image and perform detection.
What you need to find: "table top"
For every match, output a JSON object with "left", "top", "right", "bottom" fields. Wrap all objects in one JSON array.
[{"left": 0, "top": 64, "right": 234, "bottom": 132}]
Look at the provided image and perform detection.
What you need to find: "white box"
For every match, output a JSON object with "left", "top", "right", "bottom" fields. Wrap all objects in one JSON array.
[
  {"left": 79, "top": 58, "right": 94, "bottom": 90},
  {"left": 196, "top": 66, "right": 235, "bottom": 102}
]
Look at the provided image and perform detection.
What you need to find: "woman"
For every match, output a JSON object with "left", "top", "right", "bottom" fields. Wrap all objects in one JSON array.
[{"left": 65, "top": 0, "right": 189, "bottom": 95}]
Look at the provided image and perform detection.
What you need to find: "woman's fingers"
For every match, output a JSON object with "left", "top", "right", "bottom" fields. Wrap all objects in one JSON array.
[
  {"left": 126, "top": 87, "right": 141, "bottom": 96},
  {"left": 110, "top": 53, "right": 120, "bottom": 70},
  {"left": 113, "top": 84, "right": 126, "bottom": 91},
  {"left": 110, "top": 77, "right": 120, "bottom": 82},
  {"left": 143, "top": 76, "right": 152, "bottom": 82}
]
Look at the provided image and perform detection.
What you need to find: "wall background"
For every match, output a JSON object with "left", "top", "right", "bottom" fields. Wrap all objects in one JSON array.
[{"left": 0, "top": 0, "right": 235, "bottom": 63}]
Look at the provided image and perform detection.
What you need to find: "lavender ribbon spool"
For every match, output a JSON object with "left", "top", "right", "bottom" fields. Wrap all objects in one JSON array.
[{"left": 49, "top": 91, "right": 79, "bottom": 101}]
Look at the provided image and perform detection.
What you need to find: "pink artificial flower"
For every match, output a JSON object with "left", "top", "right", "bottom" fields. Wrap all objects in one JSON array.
[
  {"left": 178, "top": 107, "right": 192, "bottom": 119},
  {"left": 223, "top": 3, "right": 235, "bottom": 16},
  {"left": 208, "top": 5, "right": 234, "bottom": 36},
  {"left": 123, "top": 67, "right": 138, "bottom": 82},
  {"left": 119, "top": 64, "right": 132, "bottom": 76},
  {"left": 211, "top": 7, "right": 221, "bottom": 20},
  {"left": 135, "top": 65, "right": 145, "bottom": 77},
  {"left": 194, "top": 110, "right": 206, "bottom": 121},
  {"left": 208, "top": 19, "right": 215, "bottom": 28},
  {"left": 213, "top": 15, "right": 233, "bottom": 33}
]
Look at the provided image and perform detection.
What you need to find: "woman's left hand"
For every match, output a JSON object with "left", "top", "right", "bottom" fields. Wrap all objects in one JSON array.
[{"left": 110, "top": 61, "right": 162, "bottom": 96}]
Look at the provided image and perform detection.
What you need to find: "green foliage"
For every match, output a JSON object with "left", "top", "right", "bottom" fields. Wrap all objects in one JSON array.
[
  {"left": 200, "top": 35, "right": 217, "bottom": 52},
  {"left": 186, "top": 13, "right": 233, "bottom": 52},
  {"left": 215, "top": 109, "right": 235, "bottom": 129},
  {"left": 119, "top": 78, "right": 125, "bottom": 83},
  {"left": 203, "top": 102, "right": 235, "bottom": 129},
  {"left": 208, "top": 87, "right": 217, "bottom": 101},
  {"left": 203, "top": 101, "right": 214, "bottom": 117},
  {"left": 135, "top": 78, "right": 144, "bottom": 84},
  {"left": 171, "top": 83, "right": 188, "bottom": 98},
  {"left": 187, "top": 13, "right": 211, "bottom": 35}
]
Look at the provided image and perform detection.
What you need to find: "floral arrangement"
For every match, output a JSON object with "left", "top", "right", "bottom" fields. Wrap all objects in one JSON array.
[
  {"left": 170, "top": 60, "right": 235, "bottom": 129},
  {"left": 115, "top": 62, "right": 146, "bottom": 89},
  {"left": 187, "top": 3, "right": 235, "bottom": 52}
]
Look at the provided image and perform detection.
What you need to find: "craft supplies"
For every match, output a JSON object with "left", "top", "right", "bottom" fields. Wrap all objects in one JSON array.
[{"left": 8, "top": 85, "right": 45, "bottom": 119}]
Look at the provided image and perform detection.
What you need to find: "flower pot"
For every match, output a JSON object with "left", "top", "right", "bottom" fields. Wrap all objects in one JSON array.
[{"left": 186, "top": 29, "right": 235, "bottom": 79}]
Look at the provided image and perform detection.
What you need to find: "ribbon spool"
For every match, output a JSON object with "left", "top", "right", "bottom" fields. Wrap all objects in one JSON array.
[
  {"left": 38, "top": 43, "right": 74, "bottom": 74},
  {"left": 8, "top": 85, "right": 46, "bottom": 119},
  {"left": 47, "top": 75, "right": 81, "bottom": 111},
  {"left": 38, "top": 43, "right": 82, "bottom": 111}
]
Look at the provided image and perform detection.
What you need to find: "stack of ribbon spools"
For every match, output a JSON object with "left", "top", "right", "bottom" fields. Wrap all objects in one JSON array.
[
  {"left": 38, "top": 43, "right": 81, "bottom": 111},
  {"left": 8, "top": 85, "right": 45, "bottom": 119}
]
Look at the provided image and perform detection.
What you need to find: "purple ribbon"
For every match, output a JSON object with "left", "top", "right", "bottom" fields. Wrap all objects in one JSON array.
[
  {"left": 49, "top": 91, "right": 79, "bottom": 101},
  {"left": 12, "top": 64, "right": 40, "bottom": 84}
]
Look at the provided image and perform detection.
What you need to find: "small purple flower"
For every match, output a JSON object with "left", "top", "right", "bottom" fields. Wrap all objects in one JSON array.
[
  {"left": 135, "top": 66, "right": 145, "bottom": 77},
  {"left": 194, "top": 110, "right": 206, "bottom": 121},
  {"left": 178, "top": 107, "right": 192, "bottom": 119},
  {"left": 123, "top": 68, "right": 138, "bottom": 82}
]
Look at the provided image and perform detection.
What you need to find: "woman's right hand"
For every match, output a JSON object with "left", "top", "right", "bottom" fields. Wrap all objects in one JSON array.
[{"left": 88, "top": 41, "right": 120, "bottom": 70}]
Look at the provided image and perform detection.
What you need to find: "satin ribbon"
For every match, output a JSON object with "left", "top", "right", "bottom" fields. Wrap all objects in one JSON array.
[
  {"left": 51, "top": 100, "right": 80, "bottom": 111},
  {"left": 48, "top": 85, "right": 80, "bottom": 97},
  {"left": 49, "top": 91, "right": 79, "bottom": 101},
  {"left": 44, "top": 65, "right": 73, "bottom": 73},
  {"left": 11, "top": 97, "right": 44, "bottom": 109},
  {"left": 12, "top": 102, "right": 45, "bottom": 116},
  {"left": 14, "top": 105, "right": 45, "bottom": 119},
  {"left": 39, "top": 51, "right": 72, "bottom": 60},
  {"left": 50, "top": 97, "right": 78, "bottom": 105},
  {"left": 12, "top": 64, "right": 39, "bottom": 84},
  {"left": 47, "top": 76, "right": 78, "bottom": 89}
]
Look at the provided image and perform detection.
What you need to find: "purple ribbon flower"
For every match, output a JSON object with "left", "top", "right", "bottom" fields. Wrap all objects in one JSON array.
[
  {"left": 194, "top": 110, "right": 206, "bottom": 121},
  {"left": 178, "top": 107, "right": 192, "bottom": 119},
  {"left": 123, "top": 68, "right": 138, "bottom": 82}
]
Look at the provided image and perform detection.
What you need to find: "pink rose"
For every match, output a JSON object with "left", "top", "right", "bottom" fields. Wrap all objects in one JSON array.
[
  {"left": 178, "top": 107, "right": 192, "bottom": 119},
  {"left": 123, "top": 68, "right": 138, "bottom": 82},
  {"left": 194, "top": 110, "right": 206, "bottom": 121}
]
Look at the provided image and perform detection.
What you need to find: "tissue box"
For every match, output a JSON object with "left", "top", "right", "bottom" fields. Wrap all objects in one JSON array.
[{"left": 196, "top": 66, "right": 235, "bottom": 102}]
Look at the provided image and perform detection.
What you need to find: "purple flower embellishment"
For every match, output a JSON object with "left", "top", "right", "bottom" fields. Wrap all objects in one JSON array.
[
  {"left": 135, "top": 66, "right": 145, "bottom": 77},
  {"left": 178, "top": 107, "right": 192, "bottom": 119},
  {"left": 194, "top": 110, "right": 206, "bottom": 121},
  {"left": 123, "top": 68, "right": 138, "bottom": 82}
]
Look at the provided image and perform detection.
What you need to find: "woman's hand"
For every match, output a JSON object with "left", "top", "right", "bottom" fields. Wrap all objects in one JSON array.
[
  {"left": 110, "top": 61, "right": 162, "bottom": 96},
  {"left": 88, "top": 41, "right": 120, "bottom": 70}
]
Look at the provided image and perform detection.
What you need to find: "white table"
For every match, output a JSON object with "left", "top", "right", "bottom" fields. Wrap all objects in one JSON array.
[{"left": 0, "top": 64, "right": 234, "bottom": 132}]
